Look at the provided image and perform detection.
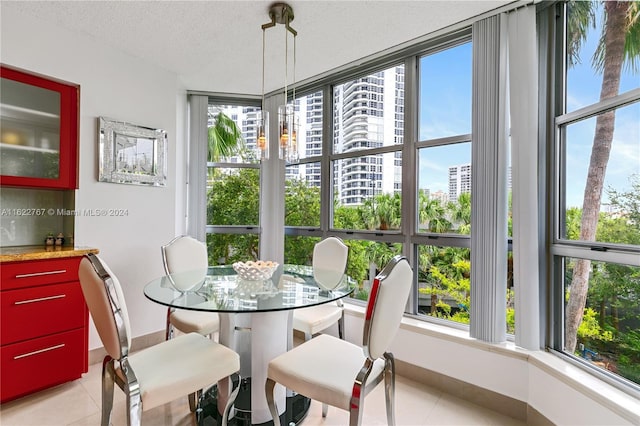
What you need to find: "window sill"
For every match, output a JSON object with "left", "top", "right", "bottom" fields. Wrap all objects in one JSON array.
[{"left": 343, "top": 302, "right": 640, "bottom": 425}]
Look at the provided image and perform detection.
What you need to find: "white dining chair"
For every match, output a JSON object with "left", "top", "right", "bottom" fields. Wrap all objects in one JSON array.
[
  {"left": 78, "top": 253, "right": 240, "bottom": 426},
  {"left": 266, "top": 255, "right": 412, "bottom": 426},
  {"left": 292, "top": 237, "right": 348, "bottom": 341},
  {"left": 161, "top": 236, "right": 220, "bottom": 340}
]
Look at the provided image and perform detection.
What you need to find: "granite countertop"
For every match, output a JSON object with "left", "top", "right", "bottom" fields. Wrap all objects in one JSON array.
[{"left": 0, "top": 246, "right": 100, "bottom": 263}]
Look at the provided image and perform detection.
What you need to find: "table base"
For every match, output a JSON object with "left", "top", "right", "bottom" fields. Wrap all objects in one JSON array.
[{"left": 197, "top": 377, "right": 311, "bottom": 426}]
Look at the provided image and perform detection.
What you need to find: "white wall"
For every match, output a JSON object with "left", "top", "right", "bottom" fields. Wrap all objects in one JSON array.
[{"left": 1, "top": 8, "right": 188, "bottom": 349}]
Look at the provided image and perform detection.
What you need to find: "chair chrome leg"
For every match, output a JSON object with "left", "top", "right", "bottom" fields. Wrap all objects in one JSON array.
[
  {"left": 188, "top": 389, "right": 202, "bottom": 413},
  {"left": 101, "top": 357, "right": 115, "bottom": 426},
  {"left": 221, "top": 374, "right": 241, "bottom": 426},
  {"left": 265, "top": 378, "right": 281, "bottom": 426},
  {"left": 384, "top": 353, "right": 396, "bottom": 426},
  {"left": 350, "top": 359, "right": 373, "bottom": 426},
  {"left": 338, "top": 313, "right": 345, "bottom": 340},
  {"left": 126, "top": 391, "right": 143, "bottom": 426},
  {"left": 165, "top": 308, "right": 173, "bottom": 340},
  {"left": 322, "top": 403, "right": 328, "bottom": 418}
]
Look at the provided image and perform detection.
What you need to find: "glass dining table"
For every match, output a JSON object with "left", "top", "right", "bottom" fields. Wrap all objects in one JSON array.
[{"left": 144, "top": 264, "right": 354, "bottom": 426}]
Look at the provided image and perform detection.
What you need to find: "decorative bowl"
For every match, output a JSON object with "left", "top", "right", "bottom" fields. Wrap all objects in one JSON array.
[{"left": 232, "top": 260, "right": 279, "bottom": 281}]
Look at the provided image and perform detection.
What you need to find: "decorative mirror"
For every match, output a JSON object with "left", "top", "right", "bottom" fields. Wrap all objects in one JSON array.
[{"left": 98, "top": 117, "right": 167, "bottom": 186}]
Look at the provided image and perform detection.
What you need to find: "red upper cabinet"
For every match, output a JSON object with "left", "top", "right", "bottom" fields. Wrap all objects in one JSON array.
[{"left": 0, "top": 65, "right": 79, "bottom": 189}]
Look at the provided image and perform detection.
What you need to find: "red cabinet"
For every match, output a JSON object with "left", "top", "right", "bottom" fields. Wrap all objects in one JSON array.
[
  {"left": 0, "top": 256, "right": 88, "bottom": 402},
  {"left": 0, "top": 65, "right": 79, "bottom": 189}
]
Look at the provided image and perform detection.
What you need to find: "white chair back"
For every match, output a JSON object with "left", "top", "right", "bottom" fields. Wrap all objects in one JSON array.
[
  {"left": 78, "top": 254, "right": 132, "bottom": 360},
  {"left": 161, "top": 236, "right": 208, "bottom": 291},
  {"left": 312, "top": 237, "right": 348, "bottom": 290},
  {"left": 363, "top": 255, "right": 412, "bottom": 360}
]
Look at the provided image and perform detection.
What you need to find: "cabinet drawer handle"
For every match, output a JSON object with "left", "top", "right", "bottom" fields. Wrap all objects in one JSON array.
[
  {"left": 15, "top": 269, "right": 67, "bottom": 279},
  {"left": 14, "top": 294, "right": 66, "bottom": 305},
  {"left": 14, "top": 343, "right": 65, "bottom": 360}
]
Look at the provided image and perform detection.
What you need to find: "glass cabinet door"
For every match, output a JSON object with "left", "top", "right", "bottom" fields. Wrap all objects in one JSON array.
[{"left": 0, "top": 65, "right": 79, "bottom": 189}]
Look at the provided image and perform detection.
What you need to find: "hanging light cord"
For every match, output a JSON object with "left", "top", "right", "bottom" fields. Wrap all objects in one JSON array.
[
  {"left": 261, "top": 27, "right": 266, "bottom": 111},
  {"left": 284, "top": 14, "right": 288, "bottom": 105},
  {"left": 293, "top": 30, "right": 296, "bottom": 105}
]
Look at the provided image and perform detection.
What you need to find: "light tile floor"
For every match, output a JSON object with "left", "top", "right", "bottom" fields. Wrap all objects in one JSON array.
[{"left": 0, "top": 362, "right": 526, "bottom": 426}]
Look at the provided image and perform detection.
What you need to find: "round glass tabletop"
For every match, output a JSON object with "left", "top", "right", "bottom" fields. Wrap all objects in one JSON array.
[{"left": 144, "top": 264, "right": 354, "bottom": 313}]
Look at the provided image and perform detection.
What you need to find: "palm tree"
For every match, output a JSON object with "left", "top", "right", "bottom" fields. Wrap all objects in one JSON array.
[
  {"left": 565, "top": 1, "right": 640, "bottom": 353},
  {"left": 207, "top": 111, "right": 245, "bottom": 162},
  {"left": 362, "top": 193, "right": 401, "bottom": 230},
  {"left": 420, "top": 197, "right": 451, "bottom": 233},
  {"left": 448, "top": 192, "right": 471, "bottom": 235}
]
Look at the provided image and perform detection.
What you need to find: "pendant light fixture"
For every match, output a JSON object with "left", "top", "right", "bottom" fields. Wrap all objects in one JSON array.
[{"left": 257, "top": 2, "right": 299, "bottom": 162}]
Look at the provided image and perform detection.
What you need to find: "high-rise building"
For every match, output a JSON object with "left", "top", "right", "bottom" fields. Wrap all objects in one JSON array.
[
  {"left": 214, "top": 66, "right": 405, "bottom": 206},
  {"left": 448, "top": 163, "right": 472, "bottom": 202},
  {"left": 331, "top": 66, "right": 405, "bottom": 206},
  {"left": 447, "top": 163, "right": 513, "bottom": 203}
]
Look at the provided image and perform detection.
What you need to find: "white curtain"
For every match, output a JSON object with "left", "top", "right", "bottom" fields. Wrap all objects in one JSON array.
[
  {"left": 186, "top": 94, "right": 208, "bottom": 242},
  {"left": 470, "top": 4, "right": 541, "bottom": 348},
  {"left": 507, "top": 5, "right": 541, "bottom": 350},
  {"left": 470, "top": 13, "right": 509, "bottom": 343}
]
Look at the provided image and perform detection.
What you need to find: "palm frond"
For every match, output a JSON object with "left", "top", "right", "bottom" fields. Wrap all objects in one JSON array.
[
  {"left": 567, "top": 0, "right": 596, "bottom": 68},
  {"left": 591, "top": 1, "right": 640, "bottom": 74},
  {"left": 207, "top": 112, "right": 245, "bottom": 162},
  {"left": 623, "top": 0, "right": 640, "bottom": 73}
]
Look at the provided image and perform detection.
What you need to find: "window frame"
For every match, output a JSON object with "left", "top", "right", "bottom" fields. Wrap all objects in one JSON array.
[{"left": 547, "top": 1, "right": 640, "bottom": 393}]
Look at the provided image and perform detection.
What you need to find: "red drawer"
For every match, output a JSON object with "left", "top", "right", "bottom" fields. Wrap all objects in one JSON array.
[
  {"left": 1, "top": 257, "right": 82, "bottom": 291},
  {"left": 0, "top": 328, "right": 86, "bottom": 402},
  {"left": 1, "top": 282, "right": 87, "bottom": 345}
]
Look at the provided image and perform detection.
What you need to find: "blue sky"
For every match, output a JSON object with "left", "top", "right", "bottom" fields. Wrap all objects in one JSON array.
[
  {"left": 418, "top": 42, "right": 472, "bottom": 194},
  {"left": 418, "top": 7, "right": 639, "bottom": 210},
  {"left": 564, "top": 2, "right": 639, "bottom": 208}
]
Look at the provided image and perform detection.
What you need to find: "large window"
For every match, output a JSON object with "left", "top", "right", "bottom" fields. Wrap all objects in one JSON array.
[
  {"left": 332, "top": 66, "right": 405, "bottom": 228},
  {"left": 327, "top": 65, "right": 406, "bottom": 300},
  {"left": 416, "top": 41, "right": 475, "bottom": 326},
  {"left": 192, "top": 17, "right": 513, "bottom": 346},
  {"left": 552, "top": 1, "right": 640, "bottom": 389},
  {"left": 206, "top": 103, "right": 262, "bottom": 265},
  {"left": 285, "top": 91, "right": 323, "bottom": 230}
]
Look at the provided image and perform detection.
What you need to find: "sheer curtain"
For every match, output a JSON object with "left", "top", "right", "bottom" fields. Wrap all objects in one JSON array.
[
  {"left": 507, "top": 5, "right": 540, "bottom": 350},
  {"left": 470, "top": 4, "right": 539, "bottom": 348},
  {"left": 470, "top": 13, "right": 509, "bottom": 343}
]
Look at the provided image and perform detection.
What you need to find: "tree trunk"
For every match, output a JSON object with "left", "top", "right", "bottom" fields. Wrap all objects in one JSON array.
[{"left": 564, "top": 2, "right": 627, "bottom": 353}]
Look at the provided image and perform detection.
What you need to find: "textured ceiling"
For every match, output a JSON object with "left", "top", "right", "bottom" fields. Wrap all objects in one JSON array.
[{"left": 2, "top": 1, "right": 513, "bottom": 94}]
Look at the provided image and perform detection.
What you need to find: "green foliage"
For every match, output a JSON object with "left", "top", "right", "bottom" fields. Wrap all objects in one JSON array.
[
  {"left": 415, "top": 243, "right": 472, "bottom": 321},
  {"left": 207, "top": 169, "right": 638, "bottom": 380},
  {"left": 577, "top": 308, "right": 614, "bottom": 341},
  {"left": 361, "top": 192, "right": 402, "bottom": 230},
  {"left": 208, "top": 112, "right": 245, "bottom": 162},
  {"left": 207, "top": 168, "right": 260, "bottom": 264},
  {"left": 334, "top": 204, "right": 363, "bottom": 229},
  {"left": 506, "top": 307, "right": 515, "bottom": 334},
  {"left": 207, "top": 233, "right": 259, "bottom": 266},
  {"left": 207, "top": 168, "right": 259, "bottom": 225},
  {"left": 617, "top": 330, "right": 640, "bottom": 382},
  {"left": 343, "top": 240, "right": 373, "bottom": 284},
  {"left": 607, "top": 174, "right": 640, "bottom": 235},
  {"left": 353, "top": 287, "right": 369, "bottom": 301},
  {"left": 417, "top": 191, "right": 472, "bottom": 234},
  {"left": 565, "top": 207, "right": 582, "bottom": 240},
  {"left": 285, "top": 178, "right": 321, "bottom": 227},
  {"left": 284, "top": 236, "right": 319, "bottom": 266}
]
